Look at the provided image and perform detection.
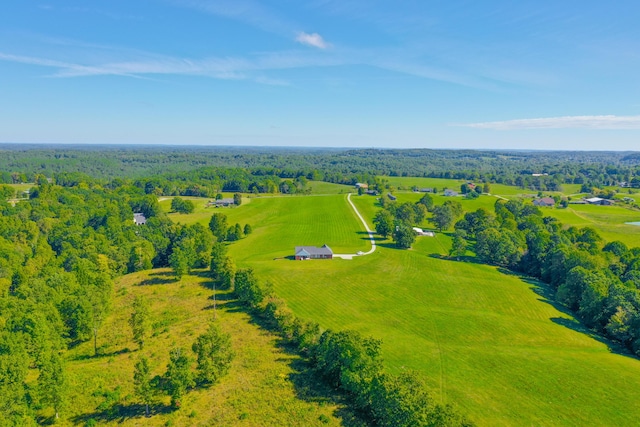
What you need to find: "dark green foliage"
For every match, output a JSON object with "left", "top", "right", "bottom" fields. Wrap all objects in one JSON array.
[
  {"left": 37, "top": 351, "right": 66, "bottom": 420},
  {"left": 163, "top": 347, "right": 195, "bottom": 408},
  {"left": 192, "top": 322, "right": 234, "bottom": 385},
  {"left": 209, "top": 243, "right": 235, "bottom": 290},
  {"left": 208, "top": 213, "right": 228, "bottom": 242},
  {"left": 130, "top": 296, "right": 151, "bottom": 349},
  {"left": 374, "top": 210, "right": 394, "bottom": 238},
  {"left": 393, "top": 224, "right": 417, "bottom": 249},
  {"left": 313, "top": 329, "right": 382, "bottom": 411},
  {"left": 417, "top": 193, "right": 434, "bottom": 210},
  {"left": 233, "top": 193, "right": 242, "bottom": 206},
  {"left": 133, "top": 357, "right": 154, "bottom": 417},
  {"left": 450, "top": 229, "right": 467, "bottom": 260},
  {"left": 227, "top": 223, "right": 243, "bottom": 241},
  {"left": 171, "top": 197, "right": 195, "bottom": 214},
  {"left": 234, "top": 269, "right": 265, "bottom": 309},
  {"left": 371, "top": 370, "right": 473, "bottom": 427},
  {"left": 430, "top": 205, "right": 455, "bottom": 231},
  {"left": 243, "top": 224, "right": 252, "bottom": 235}
]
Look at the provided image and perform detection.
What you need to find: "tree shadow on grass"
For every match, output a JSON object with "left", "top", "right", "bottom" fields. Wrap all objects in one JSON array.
[
  {"left": 428, "top": 253, "right": 485, "bottom": 265},
  {"left": 148, "top": 271, "right": 174, "bottom": 277},
  {"left": 70, "top": 403, "right": 173, "bottom": 425},
  {"left": 493, "top": 269, "right": 640, "bottom": 360},
  {"left": 138, "top": 276, "right": 176, "bottom": 286},
  {"left": 550, "top": 317, "right": 639, "bottom": 360},
  {"left": 219, "top": 302, "right": 368, "bottom": 427},
  {"left": 71, "top": 347, "right": 132, "bottom": 361}
]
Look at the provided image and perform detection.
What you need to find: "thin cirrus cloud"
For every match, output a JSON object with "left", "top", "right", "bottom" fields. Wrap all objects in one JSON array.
[
  {"left": 295, "top": 32, "right": 330, "bottom": 49},
  {"left": 459, "top": 115, "right": 640, "bottom": 130}
]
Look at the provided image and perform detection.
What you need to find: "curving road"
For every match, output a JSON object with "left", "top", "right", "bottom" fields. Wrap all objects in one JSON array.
[{"left": 333, "top": 193, "right": 377, "bottom": 260}]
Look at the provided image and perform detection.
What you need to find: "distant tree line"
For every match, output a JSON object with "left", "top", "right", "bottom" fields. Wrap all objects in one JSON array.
[{"left": 2, "top": 145, "right": 640, "bottom": 194}]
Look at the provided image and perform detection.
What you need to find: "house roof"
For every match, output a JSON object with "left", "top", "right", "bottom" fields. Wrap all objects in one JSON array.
[
  {"left": 133, "top": 212, "right": 147, "bottom": 224},
  {"left": 295, "top": 244, "right": 333, "bottom": 256},
  {"left": 534, "top": 197, "right": 555, "bottom": 205},
  {"left": 584, "top": 197, "right": 604, "bottom": 203}
]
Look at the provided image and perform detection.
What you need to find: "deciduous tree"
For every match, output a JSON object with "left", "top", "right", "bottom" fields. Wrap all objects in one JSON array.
[{"left": 192, "top": 322, "right": 234, "bottom": 385}]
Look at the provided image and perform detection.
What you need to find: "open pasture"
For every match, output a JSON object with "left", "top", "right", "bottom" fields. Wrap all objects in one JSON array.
[
  {"left": 63, "top": 269, "right": 347, "bottom": 427},
  {"left": 220, "top": 192, "right": 640, "bottom": 426},
  {"left": 544, "top": 203, "right": 640, "bottom": 247}
]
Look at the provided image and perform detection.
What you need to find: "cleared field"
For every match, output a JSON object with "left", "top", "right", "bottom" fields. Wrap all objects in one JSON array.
[
  {"left": 220, "top": 193, "right": 640, "bottom": 426},
  {"left": 544, "top": 204, "right": 640, "bottom": 247},
  {"left": 62, "top": 269, "right": 348, "bottom": 426}
]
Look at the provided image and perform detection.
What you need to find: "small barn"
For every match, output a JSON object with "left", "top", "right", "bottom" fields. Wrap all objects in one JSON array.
[
  {"left": 444, "top": 189, "right": 458, "bottom": 197},
  {"left": 294, "top": 245, "right": 333, "bottom": 260}
]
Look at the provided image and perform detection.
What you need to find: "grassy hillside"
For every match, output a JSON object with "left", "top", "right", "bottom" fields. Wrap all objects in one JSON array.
[
  {"left": 207, "top": 192, "right": 640, "bottom": 426},
  {"left": 61, "top": 269, "right": 353, "bottom": 427}
]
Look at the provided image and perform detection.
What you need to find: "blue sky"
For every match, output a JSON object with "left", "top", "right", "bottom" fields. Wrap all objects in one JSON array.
[{"left": 1, "top": 1, "right": 640, "bottom": 149}]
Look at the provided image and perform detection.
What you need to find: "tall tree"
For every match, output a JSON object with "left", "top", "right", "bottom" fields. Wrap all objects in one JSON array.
[
  {"left": 133, "top": 356, "right": 154, "bottom": 417},
  {"left": 430, "top": 205, "right": 454, "bottom": 231},
  {"left": 393, "top": 224, "right": 416, "bottom": 249},
  {"left": 169, "top": 246, "right": 189, "bottom": 279},
  {"left": 208, "top": 213, "right": 228, "bottom": 242},
  {"left": 38, "top": 351, "right": 66, "bottom": 421},
  {"left": 233, "top": 193, "right": 242, "bottom": 206},
  {"left": 450, "top": 229, "right": 468, "bottom": 260},
  {"left": 374, "top": 210, "right": 394, "bottom": 238},
  {"left": 163, "top": 347, "right": 194, "bottom": 408},
  {"left": 129, "top": 296, "right": 151, "bottom": 350},
  {"left": 192, "top": 322, "right": 234, "bottom": 385}
]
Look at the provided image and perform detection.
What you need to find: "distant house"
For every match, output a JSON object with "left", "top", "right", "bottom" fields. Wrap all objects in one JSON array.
[
  {"left": 365, "top": 190, "right": 379, "bottom": 196},
  {"left": 584, "top": 197, "right": 604, "bottom": 204},
  {"left": 294, "top": 245, "right": 333, "bottom": 260},
  {"left": 133, "top": 212, "right": 147, "bottom": 225},
  {"left": 444, "top": 189, "right": 458, "bottom": 197},
  {"left": 533, "top": 197, "right": 555, "bottom": 207},
  {"left": 208, "top": 198, "right": 235, "bottom": 207},
  {"left": 387, "top": 193, "right": 397, "bottom": 201},
  {"left": 583, "top": 197, "right": 615, "bottom": 206},
  {"left": 419, "top": 188, "right": 433, "bottom": 193},
  {"left": 355, "top": 183, "right": 369, "bottom": 189},
  {"left": 532, "top": 173, "right": 549, "bottom": 177}
]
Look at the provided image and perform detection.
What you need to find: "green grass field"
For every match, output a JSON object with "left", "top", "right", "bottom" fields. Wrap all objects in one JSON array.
[
  {"left": 62, "top": 269, "right": 351, "bottom": 426},
  {"left": 537, "top": 204, "right": 640, "bottom": 248},
  {"left": 197, "top": 191, "right": 640, "bottom": 426}
]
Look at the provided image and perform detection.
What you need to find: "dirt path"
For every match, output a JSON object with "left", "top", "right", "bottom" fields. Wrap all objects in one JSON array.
[{"left": 333, "top": 193, "right": 377, "bottom": 260}]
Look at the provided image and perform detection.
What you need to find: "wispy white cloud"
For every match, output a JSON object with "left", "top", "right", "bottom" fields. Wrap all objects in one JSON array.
[
  {"left": 458, "top": 115, "right": 640, "bottom": 130},
  {"left": 169, "top": 0, "right": 293, "bottom": 36},
  {"left": 295, "top": 32, "right": 330, "bottom": 49}
]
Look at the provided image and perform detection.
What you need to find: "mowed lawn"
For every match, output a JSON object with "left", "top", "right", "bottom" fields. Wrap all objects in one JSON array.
[{"left": 221, "top": 193, "right": 640, "bottom": 426}]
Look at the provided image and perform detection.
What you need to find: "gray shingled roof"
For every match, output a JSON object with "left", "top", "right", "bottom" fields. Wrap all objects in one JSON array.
[{"left": 295, "top": 244, "right": 333, "bottom": 256}]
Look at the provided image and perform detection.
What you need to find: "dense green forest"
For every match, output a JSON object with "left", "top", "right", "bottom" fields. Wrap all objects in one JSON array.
[{"left": 2, "top": 144, "right": 640, "bottom": 192}]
